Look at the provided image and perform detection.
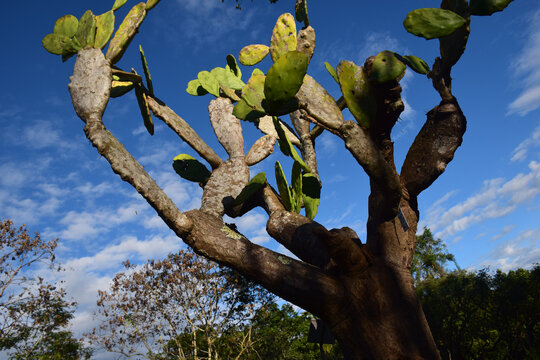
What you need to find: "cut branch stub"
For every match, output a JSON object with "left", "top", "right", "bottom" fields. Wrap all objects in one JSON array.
[
  {"left": 238, "top": 45, "right": 270, "bottom": 66},
  {"left": 68, "top": 48, "right": 111, "bottom": 123},
  {"left": 95, "top": 11, "right": 115, "bottom": 50},
  {"left": 146, "top": 0, "right": 161, "bottom": 11},
  {"left": 403, "top": 8, "right": 466, "bottom": 40},
  {"left": 270, "top": 13, "right": 297, "bottom": 62},
  {"left": 75, "top": 10, "right": 97, "bottom": 48},
  {"left": 245, "top": 135, "right": 276, "bottom": 166},
  {"left": 106, "top": 2, "right": 146, "bottom": 65},
  {"left": 201, "top": 157, "right": 250, "bottom": 217},
  {"left": 209, "top": 98, "right": 244, "bottom": 158},
  {"left": 337, "top": 61, "right": 376, "bottom": 128},
  {"left": 368, "top": 51, "right": 406, "bottom": 84},
  {"left": 173, "top": 154, "right": 211, "bottom": 185},
  {"left": 296, "top": 26, "right": 315, "bottom": 63}
]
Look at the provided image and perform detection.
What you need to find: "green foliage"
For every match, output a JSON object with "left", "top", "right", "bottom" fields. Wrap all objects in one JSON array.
[
  {"left": 198, "top": 70, "right": 220, "bottom": 97},
  {"left": 94, "top": 10, "right": 115, "bottom": 49},
  {"left": 270, "top": 13, "right": 297, "bottom": 62},
  {"left": 241, "top": 71, "right": 267, "bottom": 113},
  {"left": 226, "top": 54, "right": 242, "bottom": 78},
  {"left": 211, "top": 67, "right": 245, "bottom": 91},
  {"left": 393, "top": 53, "right": 430, "bottom": 75},
  {"left": 186, "top": 79, "right": 209, "bottom": 96},
  {"left": 368, "top": 50, "right": 406, "bottom": 84},
  {"left": 146, "top": 0, "right": 161, "bottom": 11},
  {"left": 239, "top": 44, "right": 270, "bottom": 66},
  {"left": 134, "top": 84, "right": 154, "bottom": 135},
  {"left": 417, "top": 265, "right": 540, "bottom": 359},
  {"left": 470, "top": 0, "right": 514, "bottom": 16},
  {"left": 273, "top": 116, "right": 310, "bottom": 173},
  {"left": 411, "top": 227, "right": 458, "bottom": 285},
  {"left": 234, "top": 172, "right": 267, "bottom": 206},
  {"left": 74, "top": 10, "right": 97, "bottom": 48},
  {"left": 41, "top": 34, "right": 73, "bottom": 55},
  {"left": 264, "top": 50, "right": 308, "bottom": 113},
  {"left": 53, "top": 15, "right": 79, "bottom": 38},
  {"left": 112, "top": 0, "right": 128, "bottom": 12},
  {"left": 291, "top": 161, "right": 303, "bottom": 213},
  {"left": 403, "top": 8, "right": 467, "bottom": 40},
  {"left": 139, "top": 45, "right": 154, "bottom": 95},
  {"left": 324, "top": 61, "right": 339, "bottom": 84},
  {"left": 275, "top": 160, "right": 293, "bottom": 211},
  {"left": 110, "top": 79, "right": 135, "bottom": 98},
  {"left": 336, "top": 60, "right": 375, "bottom": 128},
  {"left": 301, "top": 173, "right": 320, "bottom": 220},
  {"left": 106, "top": 2, "right": 147, "bottom": 64},
  {"left": 172, "top": 154, "right": 212, "bottom": 184}
]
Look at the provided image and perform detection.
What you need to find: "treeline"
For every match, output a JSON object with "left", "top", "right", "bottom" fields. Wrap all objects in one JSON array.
[{"left": 1, "top": 220, "right": 538, "bottom": 359}]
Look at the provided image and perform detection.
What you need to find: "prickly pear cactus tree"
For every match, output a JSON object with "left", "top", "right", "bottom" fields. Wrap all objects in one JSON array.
[{"left": 43, "top": 0, "right": 516, "bottom": 359}]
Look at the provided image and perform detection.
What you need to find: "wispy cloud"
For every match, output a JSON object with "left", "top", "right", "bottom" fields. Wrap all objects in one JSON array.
[
  {"left": 507, "top": 10, "right": 540, "bottom": 116},
  {"left": 423, "top": 161, "right": 540, "bottom": 239},
  {"left": 510, "top": 122, "right": 540, "bottom": 162}
]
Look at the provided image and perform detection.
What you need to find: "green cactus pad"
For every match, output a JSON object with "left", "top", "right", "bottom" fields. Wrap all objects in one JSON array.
[
  {"left": 211, "top": 67, "right": 245, "bottom": 91},
  {"left": 272, "top": 117, "right": 310, "bottom": 173},
  {"left": 270, "top": 13, "right": 297, "bottom": 62},
  {"left": 94, "top": 11, "right": 115, "bottom": 49},
  {"left": 220, "top": 85, "right": 241, "bottom": 102},
  {"left": 112, "top": 0, "right": 128, "bottom": 11},
  {"left": 111, "top": 80, "right": 135, "bottom": 98},
  {"left": 197, "top": 71, "right": 220, "bottom": 97},
  {"left": 295, "top": 0, "right": 309, "bottom": 25},
  {"left": 302, "top": 173, "right": 320, "bottom": 219},
  {"left": 470, "top": 0, "right": 513, "bottom": 16},
  {"left": 53, "top": 15, "right": 79, "bottom": 38},
  {"left": 241, "top": 73, "right": 266, "bottom": 113},
  {"left": 337, "top": 61, "right": 376, "bottom": 128},
  {"left": 139, "top": 45, "right": 154, "bottom": 95},
  {"left": 61, "top": 38, "right": 83, "bottom": 61},
  {"left": 106, "top": 2, "right": 147, "bottom": 64},
  {"left": 403, "top": 8, "right": 466, "bottom": 40},
  {"left": 291, "top": 161, "right": 302, "bottom": 213},
  {"left": 232, "top": 99, "right": 266, "bottom": 122},
  {"left": 146, "top": 0, "right": 161, "bottom": 10},
  {"left": 226, "top": 54, "right": 242, "bottom": 79},
  {"left": 135, "top": 85, "right": 154, "bottom": 135},
  {"left": 173, "top": 154, "right": 211, "bottom": 184},
  {"left": 324, "top": 62, "right": 339, "bottom": 84},
  {"left": 264, "top": 51, "right": 308, "bottom": 110},
  {"left": 186, "top": 79, "right": 209, "bottom": 96},
  {"left": 233, "top": 172, "right": 267, "bottom": 206},
  {"left": 393, "top": 53, "right": 430, "bottom": 75},
  {"left": 252, "top": 69, "right": 265, "bottom": 76},
  {"left": 369, "top": 51, "right": 406, "bottom": 84},
  {"left": 239, "top": 44, "right": 270, "bottom": 66},
  {"left": 42, "top": 33, "right": 72, "bottom": 55},
  {"left": 75, "top": 10, "right": 97, "bottom": 48},
  {"left": 275, "top": 161, "right": 292, "bottom": 211}
]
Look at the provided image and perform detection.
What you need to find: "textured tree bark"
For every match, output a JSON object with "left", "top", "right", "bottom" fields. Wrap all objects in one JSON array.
[{"left": 68, "top": 48, "right": 459, "bottom": 360}]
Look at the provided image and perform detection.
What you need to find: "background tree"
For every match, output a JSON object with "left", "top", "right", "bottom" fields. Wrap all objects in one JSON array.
[
  {"left": 0, "top": 219, "right": 91, "bottom": 359},
  {"left": 411, "top": 227, "right": 460, "bottom": 285},
  {"left": 89, "top": 249, "right": 272, "bottom": 359},
  {"left": 416, "top": 265, "right": 540, "bottom": 360},
  {"left": 42, "top": 0, "right": 517, "bottom": 358}
]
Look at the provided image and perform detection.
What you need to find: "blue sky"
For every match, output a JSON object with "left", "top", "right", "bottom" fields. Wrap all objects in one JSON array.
[{"left": 1, "top": 0, "right": 539, "bottom": 348}]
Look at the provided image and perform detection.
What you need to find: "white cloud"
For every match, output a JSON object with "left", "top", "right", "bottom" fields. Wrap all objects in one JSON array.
[
  {"left": 424, "top": 161, "right": 540, "bottom": 239},
  {"left": 510, "top": 123, "right": 540, "bottom": 162},
  {"left": 477, "top": 228, "right": 540, "bottom": 271},
  {"left": 507, "top": 11, "right": 540, "bottom": 116}
]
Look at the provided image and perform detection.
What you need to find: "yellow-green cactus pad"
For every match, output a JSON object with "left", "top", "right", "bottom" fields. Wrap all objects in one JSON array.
[
  {"left": 403, "top": 8, "right": 466, "bottom": 40},
  {"left": 75, "top": 10, "right": 97, "bottom": 48},
  {"left": 337, "top": 60, "right": 376, "bottom": 128},
  {"left": 110, "top": 80, "right": 135, "bottom": 98},
  {"left": 470, "top": 0, "right": 513, "bottom": 16},
  {"left": 173, "top": 154, "right": 211, "bottom": 184},
  {"left": 198, "top": 71, "right": 220, "bottom": 97},
  {"left": 186, "top": 79, "right": 209, "bottom": 96},
  {"left": 53, "top": 15, "right": 79, "bottom": 38},
  {"left": 95, "top": 11, "right": 115, "bottom": 49},
  {"left": 275, "top": 161, "right": 292, "bottom": 211},
  {"left": 302, "top": 173, "right": 320, "bottom": 219},
  {"left": 270, "top": 13, "right": 297, "bottom": 62},
  {"left": 42, "top": 33, "right": 72, "bottom": 55},
  {"left": 211, "top": 67, "right": 245, "bottom": 90},
  {"left": 369, "top": 51, "right": 406, "bottom": 84},
  {"left": 239, "top": 44, "right": 270, "bottom": 66},
  {"left": 291, "top": 161, "right": 302, "bottom": 213},
  {"left": 394, "top": 53, "right": 430, "bottom": 75},
  {"left": 112, "top": 0, "right": 128, "bottom": 11},
  {"left": 233, "top": 172, "right": 267, "bottom": 206},
  {"left": 264, "top": 51, "right": 308, "bottom": 109},
  {"left": 106, "top": 2, "right": 146, "bottom": 64},
  {"left": 139, "top": 45, "right": 154, "bottom": 95},
  {"left": 135, "top": 85, "right": 154, "bottom": 135},
  {"left": 226, "top": 54, "right": 242, "bottom": 79}
]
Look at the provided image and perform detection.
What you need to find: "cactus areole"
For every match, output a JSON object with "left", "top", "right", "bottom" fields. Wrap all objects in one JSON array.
[{"left": 44, "top": 0, "right": 518, "bottom": 358}]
